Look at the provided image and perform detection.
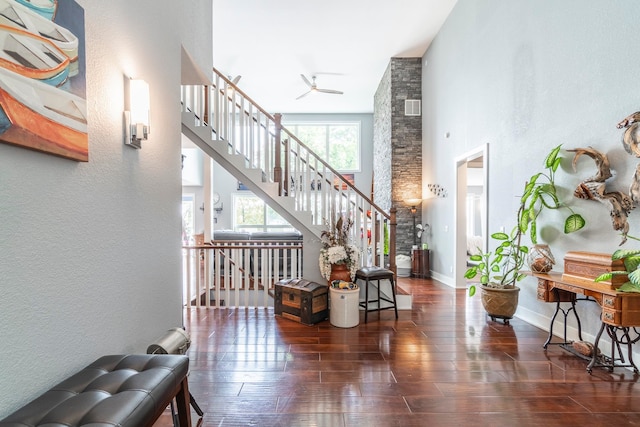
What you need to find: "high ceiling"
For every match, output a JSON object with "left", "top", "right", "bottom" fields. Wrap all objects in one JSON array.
[{"left": 212, "top": 0, "right": 457, "bottom": 114}]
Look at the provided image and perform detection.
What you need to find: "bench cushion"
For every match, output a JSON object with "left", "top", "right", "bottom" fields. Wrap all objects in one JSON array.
[{"left": 0, "top": 354, "right": 189, "bottom": 427}]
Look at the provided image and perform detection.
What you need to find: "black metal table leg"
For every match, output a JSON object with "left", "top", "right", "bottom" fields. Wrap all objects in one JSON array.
[
  {"left": 544, "top": 288, "right": 582, "bottom": 349},
  {"left": 587, "top": 322, "right": 606, "bottom": 373},
  {"left": 587, "top": 323, "right": 640, "bottom": 374}
]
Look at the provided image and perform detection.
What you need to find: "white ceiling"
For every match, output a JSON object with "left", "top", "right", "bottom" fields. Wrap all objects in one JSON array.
[{"left": 212, "top": 0, "right": 457, "bottom": 114}]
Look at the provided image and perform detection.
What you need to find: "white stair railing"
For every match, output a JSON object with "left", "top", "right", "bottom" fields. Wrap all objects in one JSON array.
[{"left": 180, "top": 69, "right": 397, "bottom": 276}]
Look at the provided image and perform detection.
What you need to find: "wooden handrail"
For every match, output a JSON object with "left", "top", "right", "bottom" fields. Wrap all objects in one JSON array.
[
  {"left": 183, "top": 70, "right": 397, "bottom": 277},
  {"left": 211, "top": 68, "right": 390, "bottom": 221}
]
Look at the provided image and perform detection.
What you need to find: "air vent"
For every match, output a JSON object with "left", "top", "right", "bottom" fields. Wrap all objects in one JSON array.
[{"left": 405, "top": 99, "right": 421, "bottom": 116}]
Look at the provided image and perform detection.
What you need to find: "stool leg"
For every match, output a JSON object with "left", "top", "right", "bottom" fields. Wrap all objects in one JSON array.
[
  {"left": 377, "top": 279, "right": 382, "bottom": 313},
  {"left": 364, "top": 279, "right": 369, "bottom": 323},
  {"left": 390, "top": 276, "right": 398, "bottom": 319}
]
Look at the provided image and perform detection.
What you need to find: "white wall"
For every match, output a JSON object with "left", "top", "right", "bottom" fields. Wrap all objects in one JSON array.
[
  {"left": 423, "top": 0, "right": 640, "bottom": 344},
  {"left": 0, "top": 0, "right": 212, "bottom": 416}
]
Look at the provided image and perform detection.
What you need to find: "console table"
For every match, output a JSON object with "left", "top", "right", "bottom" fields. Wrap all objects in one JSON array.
[
  {"left": 534, "top": 271, "right": 640, "bottom": 373},
  {"left": 411, "top": 249, "right": 430, "bottom": 278}
]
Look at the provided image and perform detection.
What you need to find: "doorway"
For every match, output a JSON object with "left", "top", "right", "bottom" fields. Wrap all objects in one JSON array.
[{"left": 454, "top": 144, "right": 488, "bottom": 289}]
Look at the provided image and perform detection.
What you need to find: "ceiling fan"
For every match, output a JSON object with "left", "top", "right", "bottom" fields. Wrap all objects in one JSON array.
[
  {"left": 228, "top": 75, "right": 241, "bottom": 85},
  {"left": 296, "top": 74, "right": 343, "bottom": 100}
]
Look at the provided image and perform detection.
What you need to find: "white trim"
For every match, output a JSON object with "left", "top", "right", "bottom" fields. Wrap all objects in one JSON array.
[{"left": 454, "top": 143, "right": 489, "bottom": 289}]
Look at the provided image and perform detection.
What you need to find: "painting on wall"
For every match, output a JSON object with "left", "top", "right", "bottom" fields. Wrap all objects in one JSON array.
[
  {"left": 0, "top": 0, "right": 88, "bottom": 162},
  {"left": 333, "top": 173, "right": 355, "bottom": 190}
]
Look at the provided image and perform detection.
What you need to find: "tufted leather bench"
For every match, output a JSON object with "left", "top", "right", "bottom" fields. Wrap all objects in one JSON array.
[{"left": 0, "top": 354, "right": 191, "bottom": 427}]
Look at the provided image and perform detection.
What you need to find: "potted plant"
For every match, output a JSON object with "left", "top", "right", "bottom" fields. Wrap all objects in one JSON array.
[
  {"left": 319, "top": 215, "right": 359, "bottom": 283},
  {"left": 595, "top": 235, "right": 640, "bottom": 292},
  {"left": 465, "top": 145, "right": 586, "bottom": 322}
]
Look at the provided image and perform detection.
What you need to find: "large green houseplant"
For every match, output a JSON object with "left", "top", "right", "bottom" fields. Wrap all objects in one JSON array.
[{"left": 465, "top": 145, "right": 586, "bottom": 320}]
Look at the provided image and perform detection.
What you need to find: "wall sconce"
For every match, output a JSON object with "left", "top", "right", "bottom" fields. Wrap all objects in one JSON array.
[
  {"left": 405, "top": 198, "right": 422, "bottom": 247},
  {"left": 124, "top": 78, "right": 150, "bottom": 149}
]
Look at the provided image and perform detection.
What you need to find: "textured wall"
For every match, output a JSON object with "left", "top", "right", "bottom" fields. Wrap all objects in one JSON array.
[
  {"left": 391, "top": 58, "right": 423, "bottom": 254},
  {"left": 374, "top": 59, "right": 423, "bottom": 256},
  {"left": 423, "top": 0, "right": 640, "bottom": 345},
  {"left": 373, "top": 63, "right": 392, "bottom": 212},
  {"left": 0, "top": 0, "right": 212, "bottom": 416}
]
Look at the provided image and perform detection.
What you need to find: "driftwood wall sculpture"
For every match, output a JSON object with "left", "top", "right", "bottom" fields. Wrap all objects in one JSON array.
[
  {"left": 569, "top": 111, "right": 640, "bottom": 245},
  {"left": 569, "top": 147, "right": 633, "bottom": 244},
  {"left": 618, "top": 111, "right": 640, "bottom": 204}
]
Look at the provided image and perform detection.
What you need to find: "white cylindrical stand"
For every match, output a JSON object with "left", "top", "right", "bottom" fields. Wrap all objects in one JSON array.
[{"left": 330, "top": 287, "right": 360, "bottom": 328}]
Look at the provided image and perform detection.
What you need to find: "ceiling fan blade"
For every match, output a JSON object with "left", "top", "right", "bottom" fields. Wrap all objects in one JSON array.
[
  {"left": 317, "top": 88, "right": 343, "bottom": 95},
  {"left": 231, "top": 75, "right": 241, "bottom": 84},
  {"left": 296, "top": 90, "right": 311, "bottom": 100},
  {"left": 300, "top": 74, "right": 313, "bottom": 88}
]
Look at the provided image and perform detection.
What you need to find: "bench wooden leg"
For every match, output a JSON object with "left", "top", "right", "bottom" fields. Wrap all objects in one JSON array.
[{"left": 175, "top": 377, "right": 192, "bottom": 427}]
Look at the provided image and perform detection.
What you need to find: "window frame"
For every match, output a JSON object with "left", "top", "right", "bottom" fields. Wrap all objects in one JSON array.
[
  {"left": 284, "top": 121, "right": 361, "bottom": 173},
  {"left": 232, "top": 193, "right": 294, "bottom": 233}
]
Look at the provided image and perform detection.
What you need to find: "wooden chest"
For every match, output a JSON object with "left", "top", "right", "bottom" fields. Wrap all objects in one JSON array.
[
  {"left": 274, "top": 279, "right": 328, "bottom": 325},
  {"left": 562, "top": 251, "right": 627, "bottom": 290}
]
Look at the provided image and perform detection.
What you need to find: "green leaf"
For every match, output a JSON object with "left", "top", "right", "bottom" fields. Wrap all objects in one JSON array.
[
  {"left": 464, "top": 268, "right": 478, "bottom": 279},
  {"left": 529, "top": 173, "right": 542, "bottom": 186},
  {"left": 595, "top": 272, "right": 612, "bottom": 282},
  {"left": 493, "top": 254, "right": 503, "bottom": 265},
  {"left": 611, "top": 249, "right": 640, "bottom": 261},
  {"left": 617, "top": 282, "right": 640, "bottom": 293},
  {"left": 519, "top": 211, "right": 530, "bottom": 233},
  {"left": 545, "top": 144, "right": 562, "bottom": 168},
  {"left": 522, "top": 182, "right": 535, "bottom": 202},
  {"left": 516, "top": 273, "right": 527, "bottom": 281},
  {"left": 624, "top": 256, "right": 640, "bottom": 273},
  {"left": 491, "top": 232, "right": 509, "bottom": 240},
  {"left": 530, "top": 221, "right": 538, "bottom": 244},
  {"left": 468, "top": 285, "right": 476, "bottom": 297},
  {"left": 469, "top": 254, "right": 483, "bottom": 262},
  {"left": 538, "top": 183, "right": 557, "bottom": 197},
  {"left": 564, "top": 214, "right": 586, "bottom": 234},
  {"left": 491, "top": 264, "right": 500, "bottom": 272},
  {"left": 519, "top": 246, "right": 529, "bottom": 254},
  {"left": 480, "top": 275, "right": 489, "bottom": 284},
  {"left": 551, "top": 157, "right": 562, "bottom": 172},
  {"left": 630, "top": 269, "right": 640, "bottom": 286}
]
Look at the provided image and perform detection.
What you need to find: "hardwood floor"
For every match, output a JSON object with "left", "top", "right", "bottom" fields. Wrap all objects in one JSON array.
[{"left": 155, "top": 278, "right": 640, "bottom": 426}]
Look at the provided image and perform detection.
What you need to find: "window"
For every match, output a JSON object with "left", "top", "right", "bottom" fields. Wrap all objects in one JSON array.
[
  {"left": 285, "top": 122, "right": 360, "bottom": 172},
  {"left": 182, "top": 193, "right": 195, "bottom": 244},
  {"left": 233, "top": 194, "right": 295, "bottom": 232}
]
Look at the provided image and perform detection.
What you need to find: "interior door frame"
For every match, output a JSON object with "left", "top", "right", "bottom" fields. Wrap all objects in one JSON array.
[{"left": 454, "top": 143, "right": 489, "bottom": 289}]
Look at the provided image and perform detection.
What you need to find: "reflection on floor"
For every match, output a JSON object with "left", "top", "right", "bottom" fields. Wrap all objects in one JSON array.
[{"left": 154, "top": 276, "right": 640, "bottom": 427}]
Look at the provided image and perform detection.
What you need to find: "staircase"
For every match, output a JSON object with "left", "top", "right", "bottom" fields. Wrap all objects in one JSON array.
[{"left": 180, "top": 69, "right": 397, "bottom": 283}]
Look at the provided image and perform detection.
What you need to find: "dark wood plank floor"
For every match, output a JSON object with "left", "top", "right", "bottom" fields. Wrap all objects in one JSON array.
[{"left": 155, "top": 278, "right": 640, "bottom": 427}]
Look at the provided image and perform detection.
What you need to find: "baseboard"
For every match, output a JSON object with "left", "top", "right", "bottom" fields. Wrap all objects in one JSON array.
[{"left": 430, "top": 271, "right": 459, "bottom": 288}]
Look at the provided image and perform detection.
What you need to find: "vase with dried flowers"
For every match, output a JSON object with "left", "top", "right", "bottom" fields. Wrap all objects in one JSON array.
[{"left": 319, "top": 215, "right": 359, "bottom": 283}]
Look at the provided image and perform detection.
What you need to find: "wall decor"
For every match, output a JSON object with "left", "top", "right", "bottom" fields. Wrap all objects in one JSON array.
[
  {"left": 427, "top": 183, "right": 447, "bottom": 198},
  {"left": 0, "top": 0, "right": 87, "bottom": 161},
  {"left": 617, "top": 111, "right": 640, "bottom": 158},
  {"left": 617, "top": 111, "right": 640, "bottom": 205},
  {"left": 333, "top": 173, "right": 355, "bottom": 190},
  {"left": 570, "top": 147, "right": 634, "bottom": 245}
]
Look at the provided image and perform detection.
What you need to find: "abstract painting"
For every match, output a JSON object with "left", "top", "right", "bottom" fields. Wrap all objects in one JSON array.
[{"left": 0, "top": 0, "right": 88, "bottom": 161}]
